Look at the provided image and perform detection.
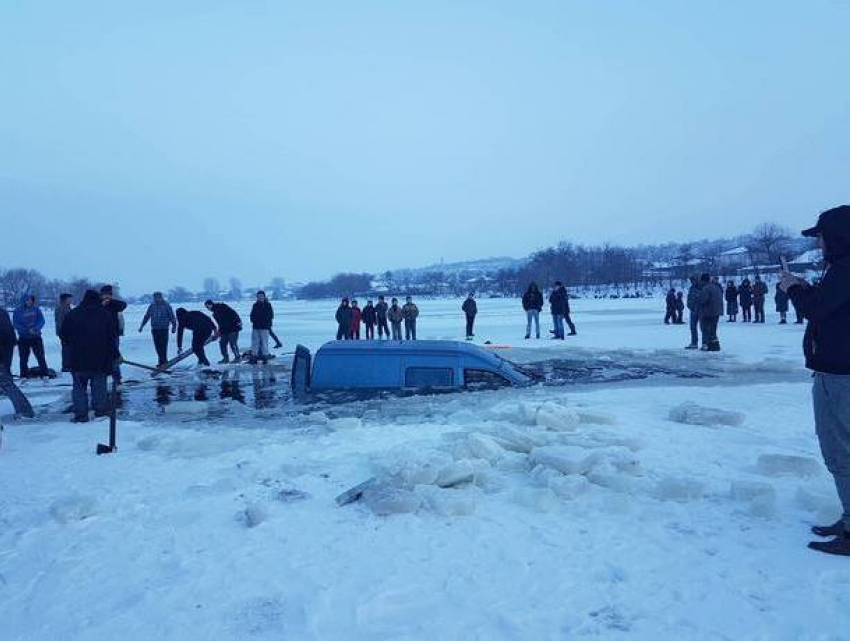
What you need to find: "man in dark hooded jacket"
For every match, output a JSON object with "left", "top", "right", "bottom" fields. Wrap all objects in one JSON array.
[
  {"left": 176, "top": 308, "right": 215, "bottom": 366},
  {"left": 664, "top": 288, "right": 676, "bottom": 324},
  {"left": 335, "top": 298, "right": 353, "bottom": 340},
  {"left": 0, "top": 306, "right": 16, "bottom": 376},
  {"left": 695, "top": 273, "right": 723, "bottom": 351},
  {"left": 59, "top": 290, "right": 119, "bottom": 422},
  {"left": 375, "top": 296, "right": 390, "bottom": 339},
  {"left": 685, "top": 276, "right": 701, "bottom": 349},
  {"left": 100, "top": 285, "right": 127, "bottom": 385},
  {"left": 781, "top": 205, "right": 850, "bottom": 556},
  {"left": 205, "top": 300, "right": 242, "bottom": 363}
]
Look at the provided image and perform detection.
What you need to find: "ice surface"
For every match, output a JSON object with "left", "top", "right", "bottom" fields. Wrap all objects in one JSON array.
[
  {"left": 668, "top": 402, "right": 745, "bottom": 427},
  {"left": 162, "top": 400, "right": 208, "bottom": 415},
  {"left": 3, "top": 296, "right": 842, "bottom": 639},
  {"left": 757, "top": 454, "right": 822, "bottom": 478}
]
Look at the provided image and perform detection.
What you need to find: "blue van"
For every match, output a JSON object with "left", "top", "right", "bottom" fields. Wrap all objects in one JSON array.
[{"left": 291, "top": 340, "right": 533, "bottom": 393}]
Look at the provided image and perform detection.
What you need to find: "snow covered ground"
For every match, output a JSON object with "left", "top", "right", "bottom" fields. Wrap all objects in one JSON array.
[{"left": 2, "top": 297, "right": 846, "bottom": 640}]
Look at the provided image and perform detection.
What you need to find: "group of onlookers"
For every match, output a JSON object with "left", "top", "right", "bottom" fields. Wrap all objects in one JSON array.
[
  {"left": 0, "top": 286, "right": 127, "bottom": 423},
  {"left": 335, "top": 296, "right": 419, "bottom": 341},
  {"left": 666, "top": 273, "right": 807, "bottom": 351}
]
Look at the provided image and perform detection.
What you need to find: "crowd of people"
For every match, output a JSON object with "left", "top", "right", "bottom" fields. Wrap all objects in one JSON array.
[{"left": 663, "top": 273, "right": 808, "bottom": 352}]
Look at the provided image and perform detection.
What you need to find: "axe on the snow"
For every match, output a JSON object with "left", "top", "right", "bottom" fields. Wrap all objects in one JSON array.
[{"left": 96, "top": 377, "right": 119, "bottom": 455}]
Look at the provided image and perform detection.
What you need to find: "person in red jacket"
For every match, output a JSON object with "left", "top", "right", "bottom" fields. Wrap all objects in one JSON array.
[{"left": 350, "top": 300, "right": 362, "bottom": 340}]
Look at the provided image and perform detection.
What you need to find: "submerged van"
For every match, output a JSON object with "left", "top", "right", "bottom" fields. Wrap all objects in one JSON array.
[{"left": 291, "top": 340, "right": 533, "bottom": 393}]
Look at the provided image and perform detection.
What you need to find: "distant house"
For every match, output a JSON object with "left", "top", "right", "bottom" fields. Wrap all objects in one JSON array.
[
  {"left": 716, "top": 246, "right": 750, "bottom": 270},
  {"left": 789, "top": 249, "right": 823, "bottom": 272}
]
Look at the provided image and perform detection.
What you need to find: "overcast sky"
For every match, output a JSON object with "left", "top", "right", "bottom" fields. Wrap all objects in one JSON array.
[{"left": 1, "top": 1, "right": 848, "bottom": 294}]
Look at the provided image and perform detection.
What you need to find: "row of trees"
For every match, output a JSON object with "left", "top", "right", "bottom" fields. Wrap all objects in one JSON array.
[
  {"left": 293, "top": 223, "right": 814, "bottom": 299},
  {"left": 0, "top": 268, "right": 103, "bottom": 308}
]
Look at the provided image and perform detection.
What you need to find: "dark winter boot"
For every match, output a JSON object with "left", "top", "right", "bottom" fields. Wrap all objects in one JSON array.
[
  {"left": 218, "top": 357, "right": 230, "bottom": 364},
  {"left": 524, "top": 334, "right": 530, "bottom": 340},
  {"left": 685, "top": 344, "right": 698, "bottom": 350},
  {"left": 71, "top": 415, "right": 89, "bottom": 424},
  {"left": 809, "top": 532, "right": 850, "bottom": 556},
  {"left": 812, "top": 520, "right": 845, "bottom": 537}
]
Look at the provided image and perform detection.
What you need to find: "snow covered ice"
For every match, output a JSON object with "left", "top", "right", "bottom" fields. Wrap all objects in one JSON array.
[{"left": 0, "top": 296, "right": 845, "bottom": 639}]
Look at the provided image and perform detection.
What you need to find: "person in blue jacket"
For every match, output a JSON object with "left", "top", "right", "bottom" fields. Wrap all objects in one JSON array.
[{"left": 12, "top": 294, "right": 50, "bottom": 377}]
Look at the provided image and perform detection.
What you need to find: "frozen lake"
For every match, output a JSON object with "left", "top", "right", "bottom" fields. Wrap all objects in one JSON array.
[{"left": 3, "top": 296, "right": 843, "bottom": 640}]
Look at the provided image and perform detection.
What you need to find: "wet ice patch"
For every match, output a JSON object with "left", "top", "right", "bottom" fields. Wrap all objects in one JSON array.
[{"left": 668, "top": 402, "right": 745, "bottom": 427}]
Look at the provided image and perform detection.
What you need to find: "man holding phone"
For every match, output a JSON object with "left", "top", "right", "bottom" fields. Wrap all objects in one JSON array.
[{"left": 780, "top": 205, "right": 850, "bottom": 555}]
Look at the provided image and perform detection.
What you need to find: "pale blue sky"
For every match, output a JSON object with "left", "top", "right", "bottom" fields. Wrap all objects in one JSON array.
[{"left": 1, "top": 1, "right": 848, "bottom": 293}]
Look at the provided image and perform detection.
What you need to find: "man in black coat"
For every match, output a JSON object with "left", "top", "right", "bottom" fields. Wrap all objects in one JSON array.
[
  {"left": 362, "top": 300, "right": 377, "bottom": 340},
  {"left": 205, "top": 300, "right": 242, "bottom": 363},
  {"left": 462, "top": 293, "right": 477, "bottom": 340},
  {"left": 664, "top": 288, "right": 676, "bottom": 324},
  {"left": 782, "top": 205, "right": 850, "bottom": 556},
  {"left": 335, "top": 298, "right": 353, "bottom": 340},
  {"left": 375, "top": 296, "right": 390, "bottom": 339},
  {"left": 0, "top": 306, "right": 16, "bottom": 376},
  {"left": 59, "top": 290, "right": 119, "bottom": 422},
  {"left": 522, "top": 283, "right": 544, "bottom": 339},
  {"left": 176, "top": 308, "right": 215, "bottom": 366},
  {"left": 100, "top": 285, "right": 127, "bottom": 385},
  {"left": 249, "top": 290, "right": 275, "bottom": 363},
  {"left": 695, "top": 273, "right": 724, "bottom": 351}
]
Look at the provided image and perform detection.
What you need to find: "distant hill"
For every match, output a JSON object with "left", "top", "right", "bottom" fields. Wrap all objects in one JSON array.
[{"left": 395, "top": 256, "right": 526, "bottom": 277}]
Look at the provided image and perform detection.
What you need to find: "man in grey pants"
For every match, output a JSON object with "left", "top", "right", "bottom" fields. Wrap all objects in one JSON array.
[{"left": 782, "top": 205, "right": 850, "bottom": 556}]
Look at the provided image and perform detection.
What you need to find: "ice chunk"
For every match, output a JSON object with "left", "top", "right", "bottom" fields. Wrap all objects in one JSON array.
[
  {"left": 577, "top": 409, "right": 618, "bottom": 426},
  {"left": 730, "top": 481, "right": 776, "bottom": 503},
  {"left": 795, "top": 487, "right": 837, "bottom": 517},
  {"left": 529, "top": 445, "right": 595, "bottom": 475},
  {"left": 276, "top": 488, "right": 311, "bottom": 503},
  {"left": 162, "top": 401, "right": 208, "bottom": 415},
  {"left": 493, "top": 451, "right": 529, "bottom": 473},
  {"left": 467, "top": 433, "right": 503, "bottom": 463},
  {"left": 307, "top": 411, "right": 329, "bottom": 425},
  {"left": 417, "top": 486, "right": 477, "bottom": 516},
  {"left": 362, "top": 486, "right": 422, "bottom": 516},
  {"left": 653, "top": 477, "right": 705, "bottom": 503},
  {"left": 330, "top": 417, "right": 362, "bottom": 430},
  {"left": 336, "top": 478, "right": 379, "bottom": 506},
  {"left": 241, "top": 503, "right": 267, "bottom": 528},
  {"left": 372, "top": 446, "right": 452, "bottom": 485},
  {"left": 748, "top": 495, "right": 777, "bottom": 518},
  {"left": 436, "top": 460, "right": 475, "bottom": 488},
  {"left": 586, "top": 462, "right": 638, "bottom": 493},
  {"left": 757, "top": 454, "right": 821, "bottom": 478},
  {"left": 518, "top": 401, "right": 541, "bottom": 425},
  {"left": 586, "top": 446, "right": 640, "bottom": 475},
  {"left": 668, "top": 402, "right": 744, "bottom": 427},
  {"left": 548, "top": 474, "right": 590, "bottom": 500},
  {"left": 448, "top": 409, "right": 479, "bottom": 425},
  {"left": 512, "top": 487, "right": 559, "bottom": 512},
  {"left": 49, "top": 494, "right": 97, "bottom": 524},
  {"left": 488, "top": 424, "right": 547, "bottom": 454},
  {"left": 535, "top": 402, "right": 581, "bottom": 431}
]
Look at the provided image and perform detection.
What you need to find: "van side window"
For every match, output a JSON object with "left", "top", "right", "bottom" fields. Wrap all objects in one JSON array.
[
  {"left": 404, "top": 367, "right": 454, "bottom": 388},
  {"left": 464, "top": 369, "right": 510, "bottom": 389}
]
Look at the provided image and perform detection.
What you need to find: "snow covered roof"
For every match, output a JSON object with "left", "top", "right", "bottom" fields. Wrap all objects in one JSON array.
[
  {"left": 720, "top": 246, "right": 749, "bottom": 256},
  {"left": 790, "top": 249, "right": 822, "bottom": 265}
]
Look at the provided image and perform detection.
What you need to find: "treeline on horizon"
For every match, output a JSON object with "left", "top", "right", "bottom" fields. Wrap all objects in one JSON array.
[{"left": 0, "top": 223, "right": 816, "bottom": 307}]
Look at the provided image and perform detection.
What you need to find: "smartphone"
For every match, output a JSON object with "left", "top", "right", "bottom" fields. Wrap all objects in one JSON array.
[{"left": 780, "top": 256, "right": 789, "bottom": 272}]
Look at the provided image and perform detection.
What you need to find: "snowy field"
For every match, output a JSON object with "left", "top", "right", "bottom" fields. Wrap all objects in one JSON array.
[{"left": 1, "top": 297, "right": 846, "bottom": 640}]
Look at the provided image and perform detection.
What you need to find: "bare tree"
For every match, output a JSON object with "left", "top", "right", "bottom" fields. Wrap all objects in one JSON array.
[{"left": 749, "top": 223, "right": 792, "bottom": 265}]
